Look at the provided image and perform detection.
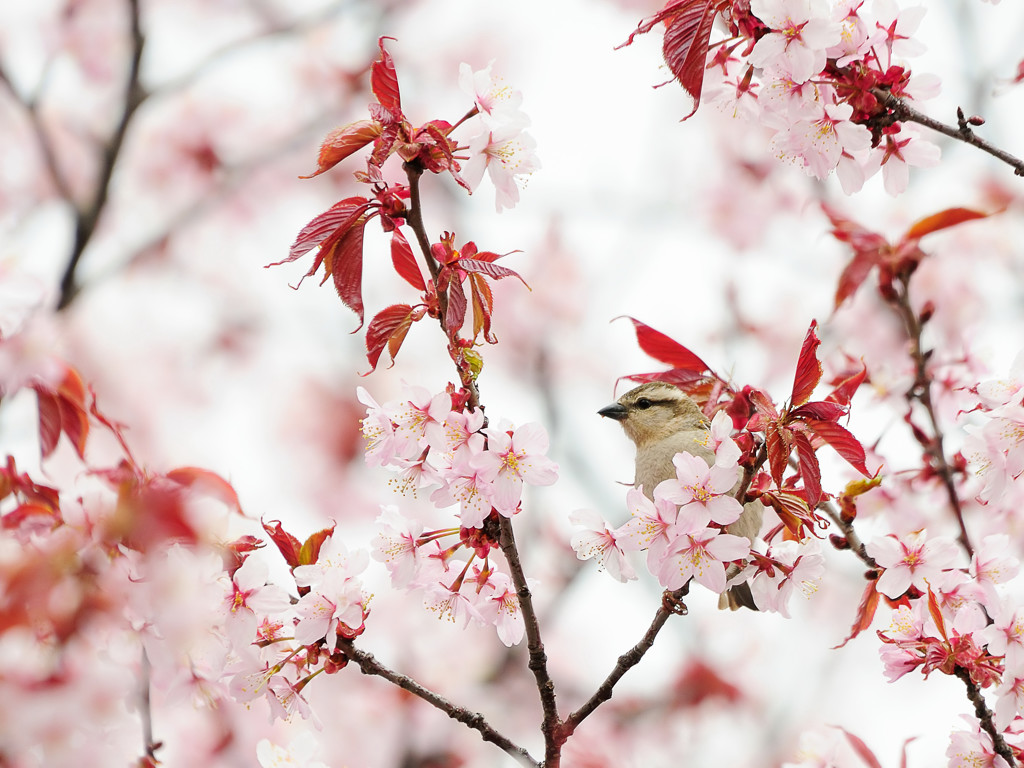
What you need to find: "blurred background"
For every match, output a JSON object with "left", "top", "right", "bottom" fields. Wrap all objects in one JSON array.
[{"left": 2, "top": 0, "right": 1024, "bottom": 765}]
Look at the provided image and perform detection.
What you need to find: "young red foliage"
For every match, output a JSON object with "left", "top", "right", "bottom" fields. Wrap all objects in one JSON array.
[
  {"left": 365, "top": 303, "right": 424, "bottom": 371},
  {"left": 834, "top": 579, "right": 881, "bottom": 649},
  {"left": 300, "top": 120, "right": 381, "bottom": 179},
  {"left": 618, "top": 0, "right": 721, "bottom": 120},
  {"left": 32, "top": 366, "right": 90, "bottom": 459},
  {"left": 790, "top": 320, "right": 823, "bottom": 407},
  {"left": 838, "top": 728, "right": 884, "bottom": 768},
  {"left": 370, "top": 36, "right": 402, "bottom": 111},
  {"left": 391, "top": 230, "right": 425, "bottom": 290},
  {"left": 620, "top": 316, "right": 712, "bottom": 373}
]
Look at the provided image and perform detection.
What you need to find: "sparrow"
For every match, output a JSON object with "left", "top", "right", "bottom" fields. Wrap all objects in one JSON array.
[{"left": 599, "top": 381, "right": 762, "bottom": 610}]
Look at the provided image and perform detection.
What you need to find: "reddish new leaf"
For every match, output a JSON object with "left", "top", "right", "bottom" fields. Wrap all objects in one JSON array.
[
  {"left": 469, "top": 273, "right": 496, "bottom": 343},
  {"left": 274, "top": 197, "right": 372, "bottom": 266},
  {"left": 391, "top": 229, "right": 425, "bottom": 290},
  {"left": 803, "top": 418, "right": 870, "bottom": 476},
  {"left": 765, "top": 421, "right": 791, "bottom": 488},
  {"left": 926, "top": 585, "right": 949, "bottom": 641},
  {"left": 791, "top": 320, "right": 822, "bottom": 407},
  {"left": 458, "top": 258, "right": 529, "bottom": 287},
  {"left": 834, "top": 579, "right": 880, "bottom": 648},
  {"left": 902, "top": 207, "right": 988, "bottom": 241},
  {"left": 791, "top": 400, "right": 846, "bottom": 422},
  {"left": 299, "top": 525, "right": 337, "bottom": 568},
  {"left": 263, "top": 519, "right": 304, "bottom": 569},
  {"left": 618, "top": 0, "right": 719, "bottom": 121},
  {"left": 838, "top": 728, "right": 884, "bottom": 768},
  {"left": 328, "top": 213, "right": 372, "bottom": 328},
  {"left": 827, "top": 361, "right": 868, "bottom": 407},
  {"left": 166, "top": 467, "right": 244, "bottom": 515},
  {"left": 620, "top": 316, "right": 711, "bottom": 372},
  {"left": 300, "top": 120, "right": 381, "bottom": 179},
  {"left": 793, "top": 430, "right": 822, "bottom": 508},
  {"left": 56, "top": 395, "right": 89, "bottom": 459},
  {"left": 365, "top": 304, "right": 417, "bottom": 371},
  {"left": 446, "top": 279, "right": 468, "bottom": 335},
  {"left": 370, "top": 37, "right": 402, "bottom": 111},
  {"left": 35, "top": 390, "right": 62, "bottom": 458}
]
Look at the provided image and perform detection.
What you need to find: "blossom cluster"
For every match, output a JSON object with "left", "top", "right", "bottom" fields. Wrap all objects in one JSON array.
[
  {"left": 570, "top": 410, "right": 825, "bottom": 616},
  {"left": 360, "top": 384, "right": 558, "bottom": 646},
  {"left": 704, "top": 0, "right": 942, "bottom": 194}
]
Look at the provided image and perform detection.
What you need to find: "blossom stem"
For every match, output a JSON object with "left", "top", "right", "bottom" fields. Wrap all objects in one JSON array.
[
  {"left": 872, "top": 88, "right": 1024, "bottom": 177},
  {"left": 337, "top": 639, "right": 540, "bottom": 767}
]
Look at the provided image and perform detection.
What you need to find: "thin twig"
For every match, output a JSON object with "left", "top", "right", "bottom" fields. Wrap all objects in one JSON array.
[
  {"left": 872, "top": 88, "right": 1024, "bottom": 177},
  {"left": 57, "top": 0, "right": 148, "bottom": 310},
  {"left": 139, "top": 646, "right": 158, "bottom": 760},
  {"left": 337, "top": 639, "right": 540, "bottom": 768},
  {"left": 888, "top": 278, "right": 974, "bottom": 558}
]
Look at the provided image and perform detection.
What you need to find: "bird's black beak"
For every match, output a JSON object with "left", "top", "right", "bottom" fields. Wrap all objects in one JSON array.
[{"left": 598, "top": 402, "right": 628, "bottom": 421}]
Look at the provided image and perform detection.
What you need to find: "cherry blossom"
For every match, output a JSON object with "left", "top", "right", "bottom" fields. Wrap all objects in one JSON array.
[
  {"left": 462, "top": 126, "right": 540, "bottom": 212},
  {"left": 223, "top": 555, "right": 292, "bottom": 649},
  {"left": 748, "top": 0, "right": 843, "bottom": 84},
  {"left": 865, "top": 530, "right": 960, "bottom": 599},
  {"left": 477, "top": 570, "right": 526, "bottom": 646},
  {"left": 458, "top": 62, "right": 529, "bottom": 132},
  {"left": 472, "top": 421, "right": 558, "bottom": 516},
  {"left": 569, "top": 508, "right": 637, "bottom": 583},
  {"left": 748, "top": 540, "right": 826, "bottom": 617},
  {"left": 371, "top": 505, "right": 425, "bottom": 588},
  {"left": 867, "top": 126, "right": 941, "bottom": 196},
  {"left": 292, "top": 536, "right": 369, "bottom": 646},
  {"left": 616, "top": 487, "right": 680, "bottom": 570},
  {"left": 656, "top": 451, "right": 742, "bottom": 528},
  {"left": 257, "top": 732, "right": 330, "bottom": 768},
  {"left": 657, "top": 526, "right": 751, "bottom": 593}
]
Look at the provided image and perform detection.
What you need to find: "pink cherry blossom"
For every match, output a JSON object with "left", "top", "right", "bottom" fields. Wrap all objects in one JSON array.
[
  {"left": 657, "top": 527, "right": 751, "bottom": 593},
  {"left": 569, "top": 508, "right": 637, "bottom": 583},
  {"left": 472, "top": 421, "right": 558, "bottom": 516},
  {"left": 657, "top": 451, "right": 742, "bottom": 527},
  {"left": 371, "top": 505, "right": 425, "bottom": 588},
  {"left": 865, "top": 530, "right": 960, "bottom": 598},
  {"left": 969, "top": 534, "right": 1021, "bottom": 607},
  {"left": 748, "top": 0, "right": 843, "bottom": 84},
  {"left": 223, "top": 555, "right": 292, "bottom": 649},
  {"left": 391, "top": 385, "right": 450, "bottom": 457},
  {"left": 458, "top": 62, "right": 529, "bottom": 132},
  {"left": 462, "top": 126, "right": 540, "bottom": 212},
  {"left": 477, "top": 571, "right": 525, "bottom": 647},
  {"left": 293, "top": 536, "right": 368, "bottom": 646},
  {"left": 768, "top": 101, "right": 872, "bottom": 179},
  {"left": 748, "top": 540, "right": 825, "bottom": 617},
  {"left": 867, "top": 126, "right": 941, "bottom": 195},
  {"left": 616, "top": 487, "right": 679, "bottom": 570},
  {"left": 981, "top": 607, "right": 1024, "bottom": 669},
  {"left": 946, "top": 719, "right": 1012, "bottom": 768}
]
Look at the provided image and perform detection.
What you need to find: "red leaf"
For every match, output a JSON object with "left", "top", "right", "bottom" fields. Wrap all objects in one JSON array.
[
  {"left": 299, "top": 525, "right": 337, "bottom": 568},
  {"left": 793, "top": 430, "right": 822, "bottom": 508},
  {"left": 833, "top": 579, "right": 880, "bottom": 648},
  {"left": 803, "top": 418, "right": 870, "bottom": 476},
  {"left": 56, "top": 395, "right": 89, "bottom": 459},
  {"left": 329, "top": 213, "right": 371, "bottom": 328},
  {"left": 274, "top": 197, "right": 372, "bottom": 267},
  {"left": 469, "top": 273, "right": 496, "bottom": 343},
  {"left": 822, "top": 204, "right": 889, "bottom": 308},
  {"left": 618, "top": 0, "right": 719, "bottom": 120},
  {"left": 391, "top": 230, "right": 424, "bottom": 290},
  {"left": 748, "top": 388, "right": 780, "bottom": 420},
  {"left": 365, "top": 304, "right": 417, "bottom": 371},
  {"left": 262, "top": 519, "right": 304, "bottom": 569},
  {"left": 166, "top": 467, "right": 244, "bottom": 515},
  {"left": 458, "top": 258, "right": 529, "bottom": 287},
  {"left": 827, "top": 361, "right": 868, "bottom": 407},
  {"left": 301, "top": 120, "right": 381, "bottom": 179},
  {"left": 902, "top": 207, "right": 989, "bottom": 241},
  {"left": 370, "top": 37, "right": 402, "bottom": 111},
  {"left": 838, "top": 728, "right": 884, "bottom": 768},
  {"left": 661, "top": 0, "right": 719, "bottom": 120},
  {"left": 926, "top": 585, "right": 948, "bottom": 641},
  {"left": 619, "top": 316, "right": 711, "bottom": 372},
  {"left": 446, "top": 279, "right": 468, "bottom": 335},
  {"left": 34, "top": 389, "right": 62, "bottom": 458},
  {"left": 766, "top": 422, "right": 791, "bottom": 488},
  {"left": 791, "top": 320, "right": 822, "bottom": 407},
  {"left": 790, "top": 400, "right": 846, "bottom": 421}
]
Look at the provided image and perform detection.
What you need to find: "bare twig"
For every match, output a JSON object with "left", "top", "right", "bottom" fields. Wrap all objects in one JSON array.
[
  {"left": 872, "top": 88, "right": 1024, "bottom": 177},
  {"left": 57, "top": 0, "right": 148, "bottom": 310},
  {"left": 337, "top": 639, "right": 540, "bottom": 768},
  {"left": 888, "top": 278, "right": 974, "bottom": 558}
]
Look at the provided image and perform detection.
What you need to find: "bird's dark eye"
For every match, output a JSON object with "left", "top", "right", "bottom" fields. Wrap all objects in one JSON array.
[{"left": 635, "top": 398, "right": 652, "bottom": 410}]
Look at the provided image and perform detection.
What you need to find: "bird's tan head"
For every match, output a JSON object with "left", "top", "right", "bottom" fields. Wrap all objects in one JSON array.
[{"left": 598, "top": 382, "right": 708, "bottom": 447}]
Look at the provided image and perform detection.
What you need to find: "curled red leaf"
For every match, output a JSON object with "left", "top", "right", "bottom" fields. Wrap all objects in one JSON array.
[
  {"left": 370, "top": 37, "right": 402, "bottom": 111},
  {"left": 619, "top": 316, "right": 711, "bottom": 373},
  {"left": 791, "top": 320, "right": 822, "bottom": 407},
  {"left": 300, "top": 120, "right": 381, "bottom": 179}
]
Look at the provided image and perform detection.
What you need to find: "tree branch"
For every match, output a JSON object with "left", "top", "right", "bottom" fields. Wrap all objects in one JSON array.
[
  {"left": 337, "top": 639, "right": 540, "bottom": 768},
  {"left": 872, "top": 88, "right": 1024, "bottom": 177},
  {"left": 954, "top": 667, "right": 1018, "bottom": 768},
  {"left": 57, "top": 0, "right": 148, "bottom": 310}
]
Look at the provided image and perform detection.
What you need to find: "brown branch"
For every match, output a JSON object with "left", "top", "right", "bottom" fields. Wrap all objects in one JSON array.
[
  {"left": 139, "top": 646, "right": 159, "bottom": 761},
  {"left": 872, "top": 88, "right": 1024, "bottom": 177},
  {"left": 888, "top": 278, "right": 974, "bottom": 558},
  {"left": 57, "top": 0, "right": 148, "bottom": 311},
  {"left": 497, "top": 516, "right": 562, "bottom": 765},
  {"left": 561, "top": 586, "right": 682, "bottom": 736},
  {"left": 954, "top": 667, "right": 1018, "bottom": 768},
  {"left": 337, "top": 639, "right": 539, "bottom": 768}
]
